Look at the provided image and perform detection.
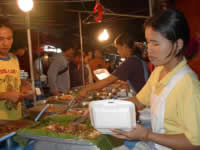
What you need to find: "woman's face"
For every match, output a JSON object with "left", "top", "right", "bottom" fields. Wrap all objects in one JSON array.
[
  {"left": 145, "top": 27, "right": 177, "bottom": 66},
  {"left": 115, "top": 44, "right": 129, "bottom": 58}
]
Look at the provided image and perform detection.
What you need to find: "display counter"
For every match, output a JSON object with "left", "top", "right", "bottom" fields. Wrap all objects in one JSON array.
[
  {"left": 0, "top": 120, "right": 33, "bottom": 150},
  {"left": 0, "top": 82, "right": 137, "bottom": 150}
]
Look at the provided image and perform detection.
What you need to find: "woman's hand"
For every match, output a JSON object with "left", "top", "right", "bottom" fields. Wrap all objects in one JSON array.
[
  {"left": 53, "top": 91, "right": 61, "bottom": 96},
  {"left": 21, "top": 89, "right": 34, "bottom": 100},
  {"left": 76, "top": 88, "right": 88, "bottom": 101},
  {"left": 21, "top": 80, "right": 32, "bottom": 90},
  {"left": 111, "top": 123, "right": 150, "bottom": 141},
  {"left": 21, "top": 80, "right": 34, "bottom": 97}
]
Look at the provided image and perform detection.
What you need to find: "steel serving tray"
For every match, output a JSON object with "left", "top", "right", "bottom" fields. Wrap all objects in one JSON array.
[{"left": 17, "top": 133, "right": 100, "bottom": 150}]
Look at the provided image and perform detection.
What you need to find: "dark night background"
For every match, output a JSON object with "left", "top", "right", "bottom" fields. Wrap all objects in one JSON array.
[
  {"left": 1, "top": 0, "right": 199, "bottom": 74},
  {"left": 0, "top": 0, "right": 154, "bottom": 52}
]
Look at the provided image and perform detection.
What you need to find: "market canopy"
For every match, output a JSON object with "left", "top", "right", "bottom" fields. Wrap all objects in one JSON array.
[{"left": 0, "top": 0, "right": 155, "bottom": 49}]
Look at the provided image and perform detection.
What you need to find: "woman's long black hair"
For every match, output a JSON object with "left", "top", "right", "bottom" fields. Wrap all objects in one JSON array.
[{"left": 144, "top": 9, "right": 190, "bottom": 57}]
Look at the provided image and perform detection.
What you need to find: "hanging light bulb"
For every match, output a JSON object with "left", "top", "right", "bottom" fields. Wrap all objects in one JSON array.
[
  {"left": 17, "top": 0, "right": 34, "bottom": 12},
  {"left": 98, "top": 29, "right": 109, "bottom": 41}
]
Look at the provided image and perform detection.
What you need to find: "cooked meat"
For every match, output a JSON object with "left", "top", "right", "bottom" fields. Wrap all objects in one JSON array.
[
  {"left": 43, "top": 121, "right": 101, "bottom": 140},
  {"left": 59, "top": 95, "right": 74, "bottom": 101}
]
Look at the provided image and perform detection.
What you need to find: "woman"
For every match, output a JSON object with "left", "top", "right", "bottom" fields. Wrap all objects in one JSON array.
[
  {"left": 89, "top": 49, "right": 107, "bottom": 81},
  {"left": 112, "top": 9, "right": 200, "bottom": 150},
  {"left": 77, "top": 33, "right": 148, "bottom": 99}
]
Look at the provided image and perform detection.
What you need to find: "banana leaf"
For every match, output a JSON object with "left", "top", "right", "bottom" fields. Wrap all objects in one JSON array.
[{"left": 16, "top": 115, "right": 123, "bottom": 150}]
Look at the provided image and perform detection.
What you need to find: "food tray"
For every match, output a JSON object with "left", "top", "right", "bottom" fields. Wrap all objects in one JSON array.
[
  {"left": 35, "top": 99, "right": 73, "bottom": 105},
  {"left": 28, "top": 104, "right": 67, "bottom": 113},
  {"left": 17, "top": 133, "right": 100, "bottom": 150},
  {"left": 35, "top": 100, "right": 48, "bottom": 105},
  {"left": 0, "top": 120, "right": 33, "bottom": 142},
  {"left": 46, "top": 95, "right": 74, "bottom": 103},
  {"left": 27, "top": 104, "right": 68, "bottom": 120}
]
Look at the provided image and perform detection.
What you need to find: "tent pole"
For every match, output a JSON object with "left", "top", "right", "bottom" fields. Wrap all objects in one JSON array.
[
  {"left": 26, "top": 13, "right": 36, "bottom": 105},
  {"left": 148, "top": 0, "right": 153, "bottom": 72},
  {"left": 148, "top": 0, "right": 153, "bottom": 17},
  {"left": 78, "top": 12, "right": 85, "bottom": 86}
]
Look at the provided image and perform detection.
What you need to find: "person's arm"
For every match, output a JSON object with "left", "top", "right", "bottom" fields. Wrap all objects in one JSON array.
[
  {"left": 33, "top": 59, "right": 41, "bottom": 80},
  {"left": 112, "top": 124, "right": 200, "bottom": 150},
  {"left": 124, "top": 96, "right": 145, "bottom": 111},
  {"left": 0, "top": 91, "right": 20, "bottom": 104},
  {"left": 77, "top": 74, "right": 118, "bottom": 99},
  {"left": 147, "top": 131, "right": 200, "bottom": 150},
  {"left": 84, "top": 66, "right": 89, "bottom": 84}
]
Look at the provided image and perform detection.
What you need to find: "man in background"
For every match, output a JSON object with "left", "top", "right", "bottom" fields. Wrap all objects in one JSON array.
[
  {"left": 47, "top": 42, "right": 73, "bottom": 95},
  {"left": 69, "top": 51, "right": 89, "bottom": 88},
  {"left": 89, "top": 49, "right": 107, "bottom": 81}
]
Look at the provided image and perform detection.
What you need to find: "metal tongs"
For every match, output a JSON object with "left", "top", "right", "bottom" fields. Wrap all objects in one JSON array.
[
  {"left": 56, "top": 97, "right": 78, "bottom": 114},
  {"left": 71, "top": 109, "right": 89, "bottom": 126},
  {"left": 56, "top": 95, "right": 89, "bottom": 125}
]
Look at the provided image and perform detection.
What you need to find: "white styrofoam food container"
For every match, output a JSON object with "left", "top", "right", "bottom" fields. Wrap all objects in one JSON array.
[{"left": 89, "top": 99, "right": 136, "bottom": 134}]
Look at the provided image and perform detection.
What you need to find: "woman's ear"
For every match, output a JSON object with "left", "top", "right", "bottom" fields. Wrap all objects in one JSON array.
[{"left": 176, "top": 39, "right": 184, "bottom": 54}]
